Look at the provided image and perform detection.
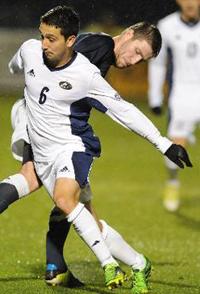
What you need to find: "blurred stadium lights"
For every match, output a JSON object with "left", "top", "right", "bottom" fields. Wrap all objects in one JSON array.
[{"left": 0, "top": 0, "right": 178, "bottom": 28}]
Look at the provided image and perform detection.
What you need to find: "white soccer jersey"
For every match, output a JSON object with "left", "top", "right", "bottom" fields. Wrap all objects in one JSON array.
[
  {"left": 148, "top": 12, "right": 200, "bottom": 108},
  {"left": 9, "top": 39, "right": 172, "bottom": 162}
]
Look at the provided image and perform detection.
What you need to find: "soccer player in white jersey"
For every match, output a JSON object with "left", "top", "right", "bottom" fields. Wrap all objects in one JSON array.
[
  {"left": 148, "top": 0, "right": 200, "bottom": 212},
  {"left": 7, "top": 20, "right": 167, "bottom": 292},
  {"left": 6, "top": 6, "right": 192, "bottom": 294}
]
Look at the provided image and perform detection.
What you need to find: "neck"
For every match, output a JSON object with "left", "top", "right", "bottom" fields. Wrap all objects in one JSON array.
[
  {"left": 56, "top": 49, "right": 73, "bottom": 68},
  {"left": 113, "top": 35, "right": 121, "bottom": 56},
  {"left": 181, "top": 11, "right": 200, "bottom": 23}
]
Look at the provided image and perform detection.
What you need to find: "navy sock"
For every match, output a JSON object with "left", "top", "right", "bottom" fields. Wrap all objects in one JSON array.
[
  {"left": 46, "top": 207, "right": 71, "bottom": 272},
  {"left": 0, "top": 183, "right": 19, "bottom": 213}
]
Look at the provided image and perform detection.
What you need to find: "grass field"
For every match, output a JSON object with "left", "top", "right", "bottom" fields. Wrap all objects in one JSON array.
[{"left": 0, "top": 96, "right": 200, "bottom": 294}]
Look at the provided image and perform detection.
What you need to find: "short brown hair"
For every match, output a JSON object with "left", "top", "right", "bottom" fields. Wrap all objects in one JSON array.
[
  {"left": 40, "top": 6, "right": 80, "bottom": 39},
  {"left": 129, "top": 22, "right": 162, "bottom": 57}
]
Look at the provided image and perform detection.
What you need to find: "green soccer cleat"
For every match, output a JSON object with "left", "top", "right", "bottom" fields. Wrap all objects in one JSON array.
[
  {"left": 131, "top": 257, "right": 151, "bottom": 294},
  {"left": 104, "top": 262, "right": 126, "bottom": 290},
  {"left": 45, "top": 264, "right": 84, "bottom": 287}
]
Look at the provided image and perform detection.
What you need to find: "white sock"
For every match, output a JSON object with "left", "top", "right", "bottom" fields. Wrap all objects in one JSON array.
[
  {"left": 101, "top": 220, "right": 145, "bottom": 270},
  {"left": 167, "top": 179, "right": 180, "bottom": 187},
  {"left": 1, "top": 174, "right": 30, "bottom": 198},
  {"left": 165, "top": 157, "right": 180, "bottom": 181},
  {"left": 67, "top": 203, "right": 117, "bottom": 267}
]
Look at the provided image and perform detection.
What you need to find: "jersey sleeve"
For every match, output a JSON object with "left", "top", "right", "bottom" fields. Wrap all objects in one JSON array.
[
  {"left": 148, "top": 21, "right": 169, "bottom": 108},
  {"left": 87, "top": 72, "right": 172, "bottom": 154},
  {"left": 8, "top": 45, "right": 24, "bottom": 74}
]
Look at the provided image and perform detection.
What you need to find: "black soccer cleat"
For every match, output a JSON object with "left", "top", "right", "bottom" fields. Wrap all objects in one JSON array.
[{"left": 45, "top": 264, "right": 84, "bottom": 287}]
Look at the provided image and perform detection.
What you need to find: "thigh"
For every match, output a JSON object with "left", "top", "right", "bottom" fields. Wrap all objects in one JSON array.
[
  {"left": 20, "top": 159, "right": 41, "bottom": 192},
  {"left": 54, "top": 178, "right": 80, "bottom": 212}
]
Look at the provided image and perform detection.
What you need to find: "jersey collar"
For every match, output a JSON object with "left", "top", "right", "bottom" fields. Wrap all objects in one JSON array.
[
  {"left": 180, "top": 15, "right": 199, "bottom": 27},
  {"left": 43, "top": 51, "right": 78, "bottom": 71}
]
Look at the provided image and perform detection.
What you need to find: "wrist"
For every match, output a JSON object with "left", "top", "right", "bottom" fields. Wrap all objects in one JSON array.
[{"left": 156, "top": 137, "right": 172, "bottom": 154}]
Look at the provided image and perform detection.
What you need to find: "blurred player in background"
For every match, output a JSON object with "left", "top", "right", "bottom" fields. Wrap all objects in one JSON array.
[{"left": 148, "top": 0, "right": 200, "bottom": 211}]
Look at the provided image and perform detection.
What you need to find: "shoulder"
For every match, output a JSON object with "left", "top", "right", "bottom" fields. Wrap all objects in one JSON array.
[
  {"left": 158, "top": 12, "right": 180, "bottom": 30},
  {"left": 20, "top": 39, "right": 41, "bottom": 52},
  {"left": 67, "top": 53, "right": 101, "bottom": 93},
  {"left": 75, "top": 32, "right": 114, "bottom": 51},
  {"left": 74, "top": 52, "right": 100, "bottom": 73},
  {"left": 86, "top": 32, "right": 114, "bottom": 47},
  {"left": 21, "top": 39, "right": 40, "bottom": 48}
]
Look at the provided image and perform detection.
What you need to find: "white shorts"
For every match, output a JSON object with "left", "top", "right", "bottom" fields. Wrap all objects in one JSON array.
[
  {"left": 34, "top": 150, "right": 94, "bottom": 199},
  {"left": 11, "top": 100, "right": 93, "bottom": 202},
  {"left": 168, "top": 85, "right": 200, "bottom": 139},
  {"left": 11, "top": 99, "right": 29, "bottom": 161}
]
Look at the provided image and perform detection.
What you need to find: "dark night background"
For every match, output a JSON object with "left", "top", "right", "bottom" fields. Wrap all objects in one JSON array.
[{"left": 0, "top": 0, "right": 178, "bottom": 28}]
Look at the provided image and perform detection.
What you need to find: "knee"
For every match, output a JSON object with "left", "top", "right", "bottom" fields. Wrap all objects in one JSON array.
[
  {"left": 54, "top": 194, "right": 78, "bottom": 215},
  {"left": 53, "top": 178, "right": 81, "bottom": 215}
]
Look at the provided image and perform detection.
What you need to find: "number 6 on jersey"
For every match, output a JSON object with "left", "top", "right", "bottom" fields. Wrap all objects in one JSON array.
[{"left": 39, "top": 87, "right": 49, "bottom": 104}]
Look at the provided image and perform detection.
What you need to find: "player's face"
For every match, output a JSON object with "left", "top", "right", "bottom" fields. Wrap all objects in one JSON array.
[
  {"left": 176, "top": 0, "right": 200, "bottom": 19},
  {"left": 114, "top": 30, "right": 153, "bottom": 68},
  {"left": 39, "top": 22, "right": 76, "bottom": 68}
]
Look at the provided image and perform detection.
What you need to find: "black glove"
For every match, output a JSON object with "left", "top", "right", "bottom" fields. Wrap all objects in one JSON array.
[
  {"left": 151, "top": 106, "right": 162, "bottom": 115},
  {"left": 164, "top": 144, "right": 193, "bottom": 169}
]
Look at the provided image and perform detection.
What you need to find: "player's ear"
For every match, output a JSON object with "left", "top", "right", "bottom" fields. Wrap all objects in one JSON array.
[
  {"left": 65, "top": 35, "right": 76, "bottom": 47},
  {"left": 125, "top": 28, "right": 134, "bottom": 41}
]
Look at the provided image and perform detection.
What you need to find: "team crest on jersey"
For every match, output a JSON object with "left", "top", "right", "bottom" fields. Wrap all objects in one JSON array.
[
  {"left": 59, "top": 81, "right": 72, "bottom": 90},
  {"left": 114, "top": 92, "right": 121, "bottom": 101}
]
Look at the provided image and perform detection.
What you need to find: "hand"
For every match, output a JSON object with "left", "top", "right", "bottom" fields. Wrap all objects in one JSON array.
[
  {"left": 151, "top": 106, "right": 162, "bottom": 115},
  {"left": 164, "top": 144, "right": 193, "bottom": 168}
]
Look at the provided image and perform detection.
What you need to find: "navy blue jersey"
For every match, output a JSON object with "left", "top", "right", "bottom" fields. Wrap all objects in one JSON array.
[{"left": 74, "top": 32, "right": 115, "bottom": 77}]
